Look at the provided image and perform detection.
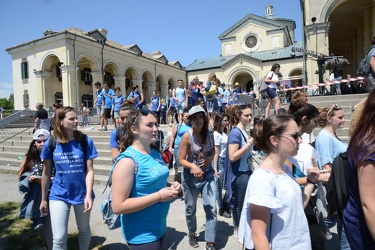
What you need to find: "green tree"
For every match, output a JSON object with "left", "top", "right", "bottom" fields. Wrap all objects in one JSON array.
[{"left": 0, "top": 93, "right": 14, "bottom": 110}]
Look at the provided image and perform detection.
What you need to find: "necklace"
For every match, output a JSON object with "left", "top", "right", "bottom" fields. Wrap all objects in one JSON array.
[{"left": 267, "top": 157, "right": 285, "bottom": 175}]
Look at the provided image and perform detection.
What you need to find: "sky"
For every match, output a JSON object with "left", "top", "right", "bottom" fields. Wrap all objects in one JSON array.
[{"left": 0, "top": 0, "right": 302, "bottom": 99}]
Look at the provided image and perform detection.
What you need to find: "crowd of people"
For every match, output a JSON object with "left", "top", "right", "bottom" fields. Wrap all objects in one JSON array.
[{"left": 18, "top": 41, "right": 375, "bottom": 250}]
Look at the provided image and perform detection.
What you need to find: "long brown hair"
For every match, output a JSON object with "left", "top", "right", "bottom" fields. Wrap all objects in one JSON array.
[
  {"left": 53, "top": 106, "right": 83, "bottom": 144},
  {"left": 349, "top": 88, "right": 375, "bottom": 163},
  {"left": 19, "top": 141, "right": 41, "bottom": 177}
]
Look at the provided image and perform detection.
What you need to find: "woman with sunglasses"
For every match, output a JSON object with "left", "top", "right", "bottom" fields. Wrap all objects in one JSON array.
[
  {"left": 179, "top": 105, "right": 216, "bottom": 250},
  {"left": 111, "top": 109, "right": 181, "bottom": 250},
  {"left": 39, "top": 106, "right": 98, "bottom": 250},
  {"left": 315, "top": 103, "right": 349, "bottom": 249},
  {"left": 287, "top": 103, "right": 330, "bottom": 250},
  {"left": 213, "top": 113, "right": 232, "bottom": 218},
  {"left": 225, "top": 104, "right": 254, "bottom": 241},
  {"left": 19, "top": 129, "right": 53, "bottom": 249},
  {"left": 238, "top": 115, "right": 319, "bottom": 250},
  {"left": 343, "top": 88, "right": 375, "bottom": 249}
]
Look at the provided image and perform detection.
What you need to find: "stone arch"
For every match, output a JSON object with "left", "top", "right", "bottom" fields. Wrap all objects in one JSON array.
[
  {"left": 124, "top": 67, "right": 139, "bottom": 95},
  {"left": 40, "top": 52, "right": 63, "bottom": 70},
  {"left": 227, "top": 66, "right": 257, "bottom": 90},
  {"left": 40, "top": 53, "right": 64, "bottom": 105},
  {"left": 76, "top": 53, "right": 100, "bottom": 72},
  {"left": 287, "top": 67, "right": 303, "bottom": 87},
  {"left": 168, "top": 77, "right": 177, "bottom": 89},
  {"left": 104, "top": 61, "right": 120, "bottom": 88}
]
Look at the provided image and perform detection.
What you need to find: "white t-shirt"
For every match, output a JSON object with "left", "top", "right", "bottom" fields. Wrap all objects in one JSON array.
[
  {"left": 289, "top": 141, "right": 320, "bottom": 175},
  {"left": 213, "top": 131, "right": 228, "bottom": 158},
  {"left": 238, "top": 167, "right": 311, "bottom": 250},
  {"left": 267, "top": 71, "right": 279, "bottom": 89}
]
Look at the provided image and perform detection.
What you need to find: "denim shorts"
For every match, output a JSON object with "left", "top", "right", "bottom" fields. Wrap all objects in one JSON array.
[{"left": 266, "top": 87, "right": 278, "bottom": 99}]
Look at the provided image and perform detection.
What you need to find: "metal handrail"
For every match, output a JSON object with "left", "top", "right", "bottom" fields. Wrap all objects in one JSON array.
[{"left": 0, "top": 109, "right": 35, "bottom": 144}]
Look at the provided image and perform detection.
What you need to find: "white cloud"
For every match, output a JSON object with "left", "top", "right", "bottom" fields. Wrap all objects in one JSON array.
[{"left": 0, "top": 82, "right": 14, "bottom": 99}]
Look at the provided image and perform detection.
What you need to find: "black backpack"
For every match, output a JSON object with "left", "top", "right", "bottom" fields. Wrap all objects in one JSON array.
[
  {"left": 326, "top": 152, "right": 349, "bottom": 219},
  {"left": 357, "top": 46, "right": 375, "bottom": 76}
]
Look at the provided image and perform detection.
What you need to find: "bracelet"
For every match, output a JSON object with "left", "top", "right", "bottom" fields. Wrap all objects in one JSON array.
[
  {"left": 157, "top": 191, "right": 161, "bottom": 202},
  {"left": 306, "top": 178, "right": 316, "bottom": 185}
]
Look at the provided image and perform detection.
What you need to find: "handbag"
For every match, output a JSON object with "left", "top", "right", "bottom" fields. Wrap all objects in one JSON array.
[
  {"left": 202, "top": 83, "right": 217, "bottom": 96},
  {"left": 162, "top": 149, "right": 172, "bottom": 164},
  {"left": 101, "top": 150, "right": 138, "bottom": 230}
]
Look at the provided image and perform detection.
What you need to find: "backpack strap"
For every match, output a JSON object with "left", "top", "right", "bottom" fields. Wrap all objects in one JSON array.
[{"left": 103, "top": 149, "right": 138, "bottom": 193}]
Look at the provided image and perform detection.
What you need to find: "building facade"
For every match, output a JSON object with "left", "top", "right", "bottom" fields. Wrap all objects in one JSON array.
[{"left": 6, "top": 28, "right": 186, "bottom": 110}]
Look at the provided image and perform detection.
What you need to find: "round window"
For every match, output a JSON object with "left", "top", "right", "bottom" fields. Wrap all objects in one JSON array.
[{"left": 245, "top": 36, "right": 257, "bottom": 48}]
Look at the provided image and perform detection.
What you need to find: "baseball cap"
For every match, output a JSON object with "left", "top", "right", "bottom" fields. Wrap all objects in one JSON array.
[
  {"left": 33, "top": 129, "right": 51, "bottom": 141},
  {"left": 188, "top": 105, "right": 206, "bottom": 119}
]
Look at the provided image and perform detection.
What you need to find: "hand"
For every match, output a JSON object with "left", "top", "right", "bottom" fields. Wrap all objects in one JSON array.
[
  {"left": 28, "top": 175, "right": 37, "bottom": 183},
  {"left": 170, "top": 181, "right": 182, "bottom": 193},
  {"left": 40, "top": 200, "right": 49, "bottom": 216},
  {"left": 306, "top": 158, "right": 320, "bottom": 184},
  {"left": 158, "top": 186, "right": 179, "bottom": 202},
  {"left": 83, "top": 196, "right": 93, "bottom": 213},
  {"left": 191, "top": 165, "right": 204, "bottom": 181},
  {"left": 214, "top": 171, "right": 221, "bottom": 178}
]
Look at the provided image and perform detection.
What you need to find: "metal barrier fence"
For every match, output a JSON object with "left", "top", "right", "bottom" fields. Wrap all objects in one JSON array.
[{"left": 0, "top": 109, "right": 35, "bottom": 144}]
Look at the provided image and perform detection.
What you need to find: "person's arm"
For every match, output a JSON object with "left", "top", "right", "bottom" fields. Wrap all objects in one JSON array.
[
  {"left": 169, "top": 124, "right": 178, "bottom": 151},
  {"left": 251, "top": 204, "right": 271, "bottom": 250},
  {"left": 84, "top": 159, "right": 94, "bottom": 213},
  {"left": 157, "top": 97, "right": 161, "bottom": 111},
  {"left": 139, "top": 93, "right": 144, "bottom": 104},
  {"left": 213, "top": 145, "right": 219, "bottom": 177},
  {"left": 370, "top": 56, "right": 375, "bottom": 73},
  {"left": 40, "top": 159, "right": 53, "bottom": 215},
  {"left": 185, "top": 89, "right": 188, "bottom": 104},
  {"left": 112, "top": 157, "right": 178, "bottom": 214},
  {"left": 228, "top": 133, "right": 254, "bottom": 162},
  {"left": 34, "top": 117, "right": 40, "bottom": 131},
  {"left": 111, "top": 148, "right": 120, "bottom": 162},
  {"left": 265, "top": 72, "right": 278, "bottom": 84},
  {"left": 172, "top": 89, "right": 178, "bottom": 102},
  {"left": 358, "top": 161, "right": 375, "bottom": 241}
]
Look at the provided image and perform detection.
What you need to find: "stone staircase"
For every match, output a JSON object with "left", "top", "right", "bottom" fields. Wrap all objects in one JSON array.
[
  {"left": 0, "top": 124, "right": 174, "bottom": 185},
  {"left": 0, "top": 93, "right": 367, "bottom": 184}
]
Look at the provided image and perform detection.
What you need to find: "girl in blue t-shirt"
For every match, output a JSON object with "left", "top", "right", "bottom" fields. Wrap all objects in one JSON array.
[
  {"left": 151, "top": 89, "right": 161, "bottom": 122},
  {"left": 111, "top": 109, "right": 182, "bottom": 249},
  {"left": 225, "top": 104, "right": 254, "bottom": 240},
  {"left": 40, "top": 106, "right": 98, "bottom": 250},
  {"left": 112, "top": 87, "right": 125, "bottom": 128}
]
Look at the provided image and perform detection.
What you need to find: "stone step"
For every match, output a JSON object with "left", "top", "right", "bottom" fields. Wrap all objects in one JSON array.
[{"left": 306, "top": 93, "right": 368, "bottom": 102}]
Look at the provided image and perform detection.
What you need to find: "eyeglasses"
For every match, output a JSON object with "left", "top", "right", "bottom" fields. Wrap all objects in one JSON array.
[
  {"left": 281, "top": 132, "right": 302, "bottom": 141},
  {"left": 327, "top": 104, "right": 341, "bottom": 116}
]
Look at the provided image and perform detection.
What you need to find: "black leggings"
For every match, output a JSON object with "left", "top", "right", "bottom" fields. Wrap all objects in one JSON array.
[{"left": 128, "top": 234, "right": 165, "bottom": 250}]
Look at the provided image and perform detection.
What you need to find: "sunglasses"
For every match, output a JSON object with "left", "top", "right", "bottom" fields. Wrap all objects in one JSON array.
[
  {"left": 327, "top": 104, "right": 341, "bottom": 116},
  {"left": 140, "top": 109, "right": 156, "bottom": 116},
  {"left": 282, "top": 132, "right": 302, "bottom": 141}
]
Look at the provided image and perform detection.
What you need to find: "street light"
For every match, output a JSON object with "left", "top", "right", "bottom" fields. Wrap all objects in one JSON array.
[{"left": 87, "top": 29, "right": 107, "bottom": 83}]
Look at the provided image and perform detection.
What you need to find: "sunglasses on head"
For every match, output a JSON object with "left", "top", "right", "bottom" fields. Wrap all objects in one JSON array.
[
  {"left": 327, "top": 104, "right": 341, "bottom": 116},
  {"left": 139, "top": 109, "right": 156, "bottom": 116}
]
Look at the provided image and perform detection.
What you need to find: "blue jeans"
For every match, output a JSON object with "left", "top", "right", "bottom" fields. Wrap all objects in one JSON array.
[
  {"left": 49, "top": 200, "right": 91, "bottom": 250},
  {"left": 183, "top": 169, "right": 217, "bottom": 242},
  {"left": 215, "top": 157, "right": 228, "bottom": 209},
  {"left": 231, "top": 172, "right": 251, "bottom": 227},
  {"left": 336, "top": 214, "right": 351, "bottom": 250}
]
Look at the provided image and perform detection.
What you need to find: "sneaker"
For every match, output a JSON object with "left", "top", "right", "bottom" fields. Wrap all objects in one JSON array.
[
  {"left": 222, "top": 210, "right": 231, "bottom": 218},
  {"left": 205, "top": 242, "right": 216, "bottom": 250},
  {"left": 98, "top": 127, "right": 103, "bottom": 131},
  {"left": 188, "top": 233, "right": 199, "bottom": 248},
  {"left": 102, "top": 127, "right": 107, "bottom": 131}
]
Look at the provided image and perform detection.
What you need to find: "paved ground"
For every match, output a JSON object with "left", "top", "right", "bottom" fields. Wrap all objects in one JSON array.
[
  {"left": 0, "top": 172, "right": 242, "bottom": 250},
  {"left": 1, "top": 171, "right": 339, "bottom": 250}
]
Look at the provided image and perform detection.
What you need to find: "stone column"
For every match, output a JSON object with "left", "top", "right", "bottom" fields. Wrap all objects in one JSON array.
[
  {"left": 114, "top": 75, "right": 126, "bottom": 96},
  {"left": 34, "top": 70, "right": 53, "bottom": 107},
  {"left": 60, "top": 65, "right": 79, "bottom": 108},
  {"left": 160, "top": 82, "right": 168, "bottom": 99}
]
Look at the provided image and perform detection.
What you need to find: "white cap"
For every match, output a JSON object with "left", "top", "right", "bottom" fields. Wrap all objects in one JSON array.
[{"left": 33, "top": 129, "right": 51, "bottom": 141}]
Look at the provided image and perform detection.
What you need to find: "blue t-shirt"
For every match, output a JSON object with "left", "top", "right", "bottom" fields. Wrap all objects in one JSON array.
[
  {"left": 120, "top": 146, "right": 170, "bottom": 244},
  {"left": 191, "top": 85, "right": 203, "bottom": 105},
  {"left": 151, "top": 96, "right": 159, "bottom": 112},
  {"left": 96, "top": 89, "right": 103, "bottom": 107},
  {"left": 109, "top": 127, "right": 120, "bottom": 149},
  {"left": 315, "top": 128, "right": 348, "bottom": 169},
  {"left": 174, "top": 87, "right": 185, "bottom": 106},
  {"left": 232, "top": 89, "right": 243, "bottom": 104},
  {"left": 174, "top": 123, "right": 191, "bottom": 146},
  {"left": 344, "top": 145, "right": 375, "bottom": 250},
  {"left": 369, "top": 47, "right": 375, "bottom": 78},
  {"left": 41, "top": 136, "right": 98, "bottom": 205},
  {"left": 103, "top": 88, "right": 115, "bottom": 109},
  {"left": 113, "top": 95, "right": 125, "bottom": 112},
  {"left": 128, "top": 91, "right": 142, "bottom": 108},
  {"left": 226, "top": 127, "right": 252, "bottom": 173}
]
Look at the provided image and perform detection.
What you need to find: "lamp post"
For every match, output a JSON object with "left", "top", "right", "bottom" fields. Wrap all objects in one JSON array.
[{"left": 87, "top": 29, "right": 107, "bottom": 83}]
